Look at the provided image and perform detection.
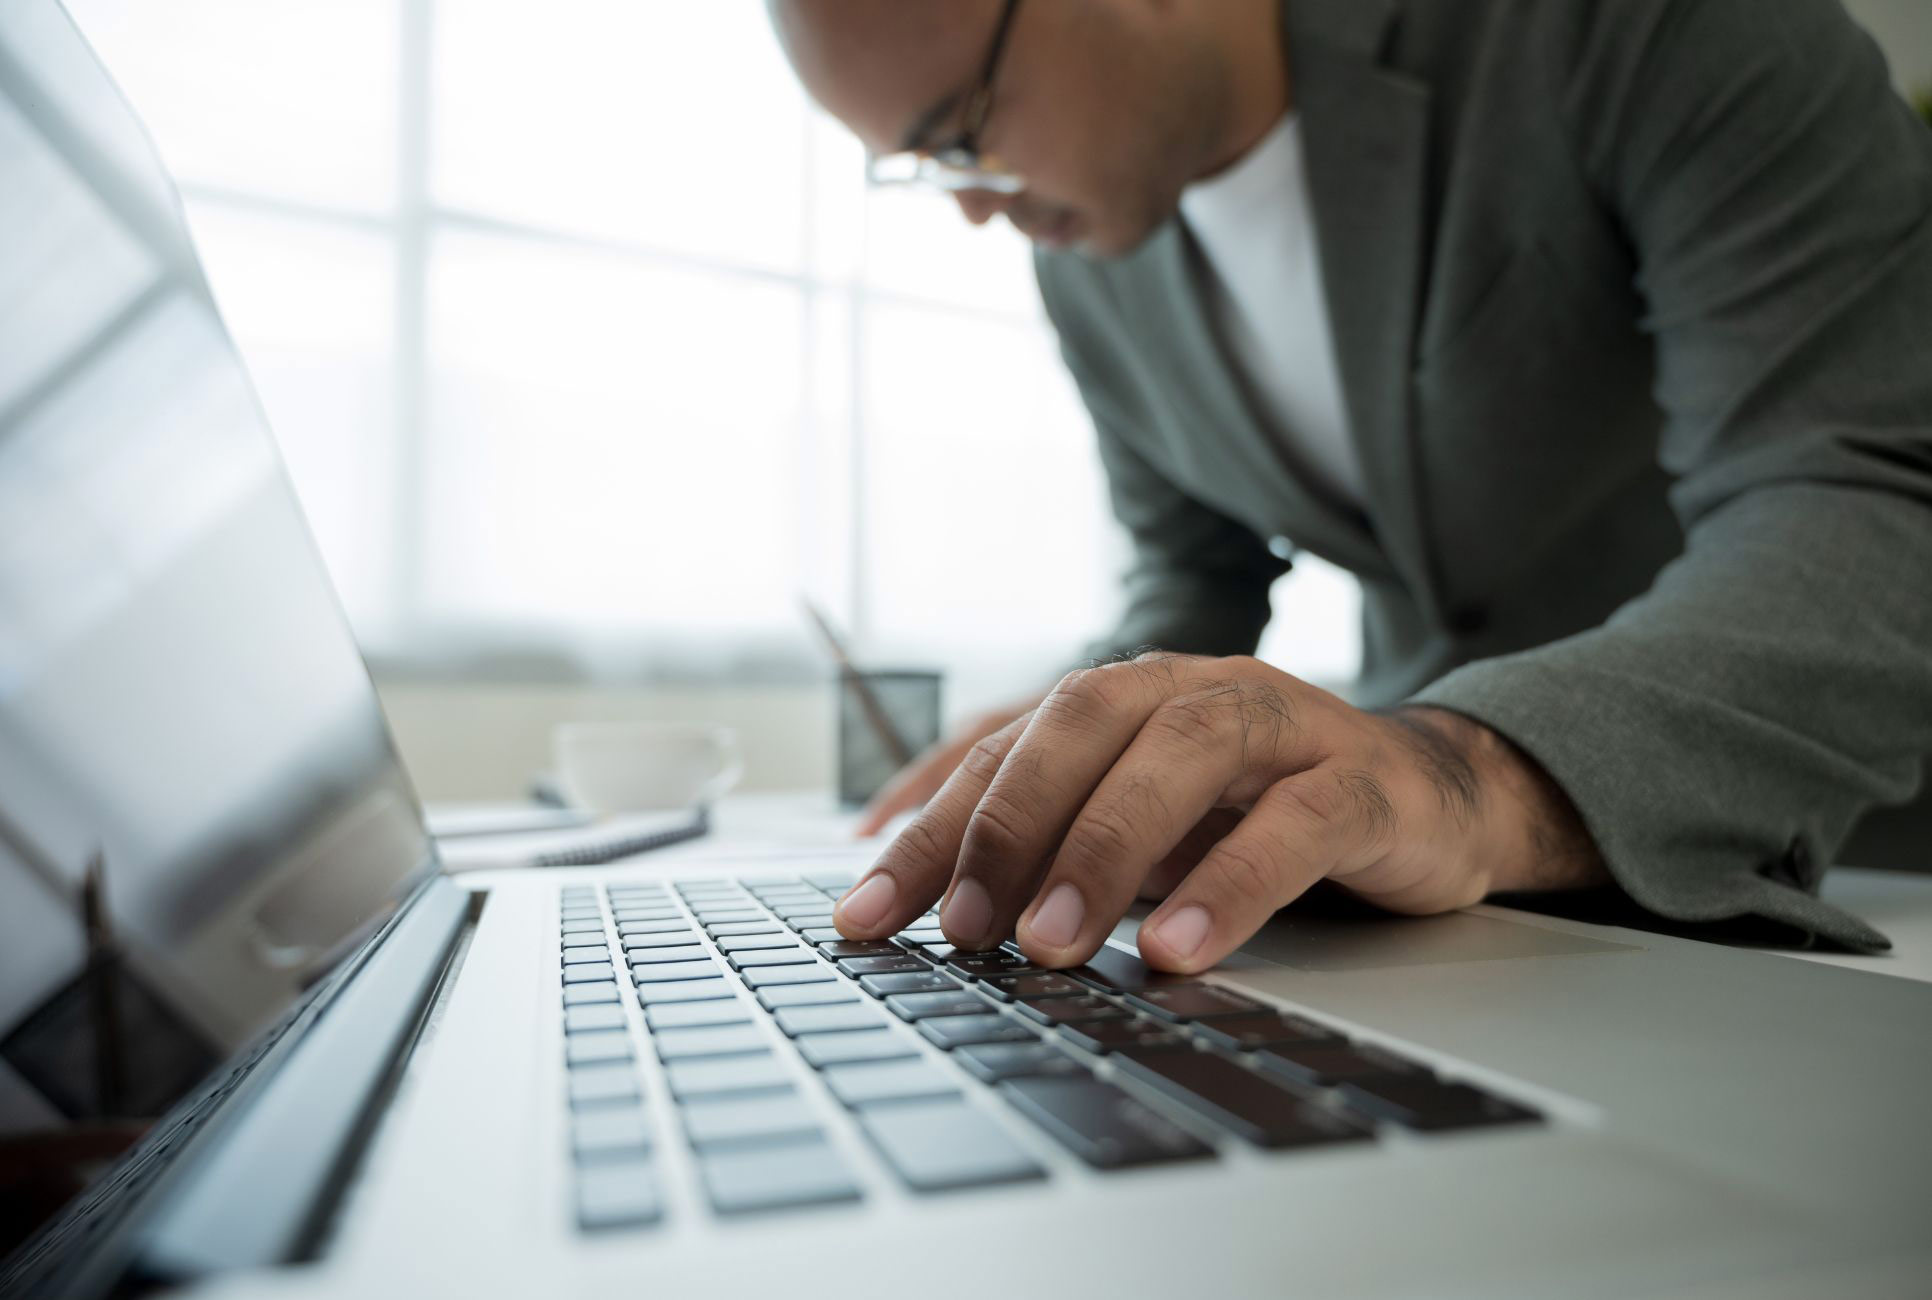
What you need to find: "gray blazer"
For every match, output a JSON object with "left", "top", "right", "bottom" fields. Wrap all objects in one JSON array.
[{"left": 1034, "top": 0, "right": 1932, "bottom": 951}]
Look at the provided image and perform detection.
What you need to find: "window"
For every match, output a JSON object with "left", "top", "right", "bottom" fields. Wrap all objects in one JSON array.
[{"left": 66, "top": 0, "right": 1358, "bottom": 705}]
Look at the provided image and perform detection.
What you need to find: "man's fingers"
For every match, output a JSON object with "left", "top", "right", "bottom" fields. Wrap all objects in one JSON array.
[
  {"left": 833, "top": 717, "right": 1027, "bottom": 939},
  {"left": 942, "top": 663, "right": 1167, "bottom": 949},
  {"left": 1137, "top": 768, "right": 1394, "bottom": 972},
  {"left": 1012, "top": 694, "right": 1253, "bottom": 966}
]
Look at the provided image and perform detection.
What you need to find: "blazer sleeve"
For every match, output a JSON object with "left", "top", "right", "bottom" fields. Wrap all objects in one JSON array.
[
  {"left": 1411, "top": 0, "right": 1932, "bottom": 951},
  {"left": 1034, "top": 257, "right": 1291, "bottom": 668}
]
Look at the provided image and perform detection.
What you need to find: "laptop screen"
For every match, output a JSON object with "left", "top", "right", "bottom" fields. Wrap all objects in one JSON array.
[{"left": 0, "top": 2, "right": 437, "bottom": 1133}]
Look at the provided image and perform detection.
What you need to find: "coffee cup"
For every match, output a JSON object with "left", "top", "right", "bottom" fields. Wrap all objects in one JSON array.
[{"left": 552, "top": 721, "right": 743, "bottom": 814}]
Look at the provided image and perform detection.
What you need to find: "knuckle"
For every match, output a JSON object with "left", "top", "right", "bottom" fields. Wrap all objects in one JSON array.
[
  {"left": 1037, "top": 678, "right": 1119, "bottom": 732},
  {"left": 958, "top": 730, "right": 1014, "bottom": 782},
  {"left": 1207, "top": 841, "right": 1281, "bottom": 910},
  {"left": 962, "top": 794, "right": 1040, "bottom": 865},
  {"left": 886, "top": 816, "right": 953, "bottom": 875},
  {"left": 1261, "top": 774, "right": 1345, "bottom": 828},
  {"left": 1059, "top": 804, "right": 1140, "bottom": 878},
  {"left": 1147, "top": 690, "right": 1234, "bottom": 752}
]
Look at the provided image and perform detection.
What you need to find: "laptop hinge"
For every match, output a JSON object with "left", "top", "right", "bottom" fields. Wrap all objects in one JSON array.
[{"left": 132, "top": 875, "right": 469, "bottom": 1281}]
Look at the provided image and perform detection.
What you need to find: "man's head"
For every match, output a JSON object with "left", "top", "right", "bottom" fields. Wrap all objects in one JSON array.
[{"left": 768, "top": 0, "right": 1283, "bottom": 259}]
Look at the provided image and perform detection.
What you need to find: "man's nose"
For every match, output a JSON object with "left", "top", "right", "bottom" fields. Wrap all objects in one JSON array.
[{"left": 953, "top": 189, "right": 1015, "bottom": 226}]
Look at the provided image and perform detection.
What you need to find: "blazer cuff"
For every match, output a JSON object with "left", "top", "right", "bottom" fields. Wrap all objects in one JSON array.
[{"left": 1410, "top": 659, "right": 1893, "bottom": 954}]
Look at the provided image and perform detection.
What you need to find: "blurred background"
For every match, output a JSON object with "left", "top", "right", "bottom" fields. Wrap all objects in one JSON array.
[{"left": 61, "top": 0, "right": 1931, "bottom": 803}]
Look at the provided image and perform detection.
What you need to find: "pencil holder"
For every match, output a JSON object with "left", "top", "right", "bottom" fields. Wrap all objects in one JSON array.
[{"left": 836, "top": 669, "right": 943, "bottom": 808}]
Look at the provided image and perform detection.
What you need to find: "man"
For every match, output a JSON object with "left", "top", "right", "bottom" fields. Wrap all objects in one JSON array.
[{"left": 767, "top": 0, "right": 1932, "bottom": 972}]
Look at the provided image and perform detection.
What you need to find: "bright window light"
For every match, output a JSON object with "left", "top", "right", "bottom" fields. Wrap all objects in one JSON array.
[{"left": 63, "top": 0, "right": 1361, "bottom": 704}]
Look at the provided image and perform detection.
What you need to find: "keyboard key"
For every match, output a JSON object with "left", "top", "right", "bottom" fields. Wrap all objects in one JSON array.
[
  {"left": 884, "top": 991, "right": 994, "bottom": 1022},
  {"left": 797, "top": 1028, "right": 918, "bottom": 1068},
  {"left": 758, "top": 983, "right": 862, "bottom": 1011},
  {"left": 635, "top": 979, "right": 736, "bottom": 1007},
  {"left": 562, "top": 964, "right": 616, "bottom": 984},
  {"left": 708, "top": 922, "right": 785, "bottom": 937},
  {"left": 804, "top": 873, "right": 857, "bottom": 891},
  {"left": 566, "top": 1030, "right": 635, "bottom": 1066},
  {"left": 654, "top": 1024, "right": 769, "bottom": 1060},
  {"left": 560, "top": 920, "right": 606, "bottom": 937},
  {"left": 1115, "top": 1049, "right": 1370, "bottom": 1149},
  {"left": 560, "top": 908, "right": 602, "bottom": 922},
  {"left": 613, "top": 908, "right": 683, "bottom": 923},
  {"left": 822, "top": 1059, "right": 961, "bottom": 1108},
  {"left": 860, "top": 1102, "right": 1046, "bottom": 1192},
  {"left": 1334, "top": 1077, "right": 1541, "bottom": 1132},
  {"left": 730, "top": 947, "right": 818, "bottom": 969},
  {"left": 569, "top": 1064, "right": 640, "bottom": 1108},
  {"left": 1058, "top": 1018, "right": 1189, "bottom": 1055},
  {"left": 576, "top": 1160, "right": 661, "bottom": 1229},
  {"left": 784, "top": 914, "right": 837, "bottom": 931},
  {"left": 838, "top": 954, "right": 928, "bottom": 976},
  {"left": 695, "top": 909, "right": 765, "bottom": 924},
  {"left": 682, "top": 1091, "right": 821, "bottom": 1148},
  {"left": 774, "top": 1003, "right": 888, "bottom": 1036},
  {"left": 699, "top": 1137, "right": 862, "bottom": 1214},
  {"left": 623, "top": 932, "right": 699, "bottom": 951},
  {"left": 627, "top": 945, "right": 710, "bottom": 966},
  {"left": 1125, "top": 985, "right": 1266, "bottom": 1022},
  {"left": 573, "top": 1107, "right": 653, "bottom": 1161},
  {"left": 664, "top": 1052, "right": 793, "bottom": 1100},
  {"left": 918, "top": 1014, "right": 1038, "bottom": 1050},
  {"left": 982, "top": 973, "right": 1087, "bottom": 1002},
  {"left": 562, "top": 946, "right": 613, "bottom": 967},
  {"left": 1252, "top": 1042, "right": 1432, "bottom": 1089},
  {"left": 944, "top": 952, "right": 1035, "bottom": 980},
  {"left": 1193, "top": 1013, "right": 1345, "bottom": 1052},
  {"left": 817, "top": 940, "right": 905, "bottom": 959},
  {"left": 897, "top": 927, "right": 946, "bottom": 945},
  {"left": 998, "top": 1076, "right": 1212, "bottom": 1169},
  {"left": 564, "top": 982, "right": 621, "bottom": 1006},
  {"left": 1068, "top": 945, "right": 1189, "bottom": 994},
  {"left": 714, "top": 933, "right": 802, "bottom": 953},
  {"left": 859, "top": 971, "right": 959, "bottom": 998},
  {"left": 955, "top": 1042, "right": 1090, "bottom": 1085},
  {"left": 618, "top": 919, "right": 690, "bottom": 936},
  {"left": 630, "top": 959, "right": 720, "bottom": 983},
  {"left": 647, "top": 999, "right": 752, "bottom": 1030},
  {"left": 565, "top": 1004, "right": 629, "bottom": 1034},
  {"left": 800, "top": 928, "right": 847, "bottom": 945},
  {"left": 740, "top": 963, "right": 836, "bottom": 989},
  {"left": 1013, "top": 995, "right": 1128, "bottom": 1027}
]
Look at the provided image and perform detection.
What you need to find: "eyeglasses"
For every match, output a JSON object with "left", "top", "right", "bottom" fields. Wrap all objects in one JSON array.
[{"left": 865, "top": 0, "right": 1026, "bottom": 194}]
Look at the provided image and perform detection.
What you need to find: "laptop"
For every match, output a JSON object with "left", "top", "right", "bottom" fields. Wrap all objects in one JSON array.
[{"left": 2, "top": 5, "right": 1928, "bottom": 1296}]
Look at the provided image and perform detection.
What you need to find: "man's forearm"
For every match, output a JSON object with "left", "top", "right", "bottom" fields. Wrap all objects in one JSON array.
[{"left": 1390, "top": 705, "right": 1611, "bottom": 897}]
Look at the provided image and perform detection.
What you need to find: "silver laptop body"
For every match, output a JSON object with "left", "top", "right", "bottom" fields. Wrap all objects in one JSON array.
[{"left": 2, "top": 5, "right": 1926, "bottom": 1297}]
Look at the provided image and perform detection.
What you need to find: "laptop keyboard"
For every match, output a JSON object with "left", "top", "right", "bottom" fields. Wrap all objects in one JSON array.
[{"left": 555, "top": 875, "right": 1542, "bottom": 1229}]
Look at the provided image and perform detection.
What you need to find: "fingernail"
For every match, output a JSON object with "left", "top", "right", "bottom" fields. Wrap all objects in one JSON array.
[
  {"left": 1151, "top": 905, "right": 1211, "bottom": 961},
  {"left": 1028, "top": 883, "right": 1085, "bottom": 950},
  {"left": 837, "top": 874, "right": 896, "bottom": 931},
  {"left": 942, "top": 877, "right": 993, "bottom": 946}
]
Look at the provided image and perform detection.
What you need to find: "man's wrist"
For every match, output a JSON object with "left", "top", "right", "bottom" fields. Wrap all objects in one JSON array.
[{"left": 1390, "top": 705, "right": 1611, "bottom": 897}]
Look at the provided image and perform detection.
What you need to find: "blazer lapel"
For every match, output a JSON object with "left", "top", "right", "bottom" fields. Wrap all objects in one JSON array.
[{"left": 1287, "top": 0, "right": 1444, "bottom": 620}]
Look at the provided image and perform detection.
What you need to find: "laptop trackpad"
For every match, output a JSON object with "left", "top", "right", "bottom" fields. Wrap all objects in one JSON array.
[{"left": 1117, "top": 894, "right": 1638, "bottom": 971}]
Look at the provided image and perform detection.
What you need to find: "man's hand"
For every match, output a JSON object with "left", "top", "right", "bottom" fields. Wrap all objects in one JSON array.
[{"left": 833, "top": 653, "right": 1608, "bottom": 971}]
